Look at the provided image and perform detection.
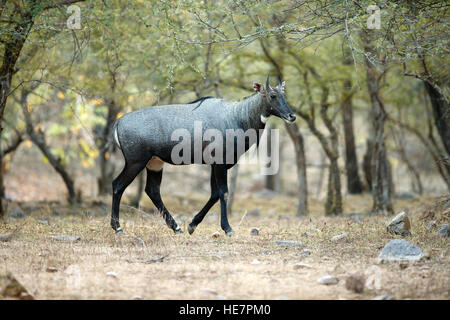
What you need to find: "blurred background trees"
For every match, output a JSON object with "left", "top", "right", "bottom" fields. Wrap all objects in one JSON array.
[{"left": 0, "top": 0, "right": 448, "bottom": 218}]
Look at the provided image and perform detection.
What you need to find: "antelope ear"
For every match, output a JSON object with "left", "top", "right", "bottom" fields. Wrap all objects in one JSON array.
[
  {"left": 253, "top": 82, "right": 264, "bottom": 93},
  {"left": 278, "top": 81, "right": 286, "bottom": 92}
]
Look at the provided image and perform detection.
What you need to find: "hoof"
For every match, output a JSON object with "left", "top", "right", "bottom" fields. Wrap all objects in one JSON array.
[
  {"left": 226, "top": 230, "right": 234, "bottom": 237},
  {"left": 115, "top": 228, "right": 125, "bottom": 235},
  {"left": 174, "top": 227, "right": 183, "bottom": 234},
  {"left": 188, "top": 224, "right": 196, "bottom": 235}
]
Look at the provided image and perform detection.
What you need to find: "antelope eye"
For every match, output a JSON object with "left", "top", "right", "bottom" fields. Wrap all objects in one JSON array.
[{"left": 270, "top": 94, "right": 276, "bottom": 99}]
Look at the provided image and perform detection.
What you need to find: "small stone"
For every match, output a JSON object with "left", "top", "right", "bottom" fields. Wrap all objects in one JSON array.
[
  {"left": 52, "top": 235, "right": 80, "bottom": 242},
  {"left": 250, "top": 227, "right": 259, "bottom": 236},
  {"left": 293, "top": 263, "right": 311, "bottom": 270},
  {"left": 106, "top": 271, "right": 118, "bottom": 278},
  {"left": 386, "top": 212, "right": 411, "bottom": 236},
  {"left": 202, "top": 289, "right": 217, "bottom": 295},
  {"left": 331, "top": 232, "right": 348, "bottom": 242},
  {"left": 251, "top": 259, "right": 261, "bottom": 265},
  {"left": 0, "top": 233, "right": 13, "bottom": 242},
  {"left": 345, "top": 273, "right": 365, "bottom": 293},
  {"left": 212, "top": 232, "right": 221, "bottom": 238},
  {"left": 373, "top": 294, "right": 394, "bottom": 300},
  {"left": 301, "top": 249, "right": 312, "bottom": 255},
  {"left": 275, "top": 240, "right": 302, "bottom": 247},
  {"left": 399, "top": 262, "right": 409, "bottom": 270},
  {"left": 438, "top": 224, "right": 449, "bottom": 237},
  {"left": 132, "top": 295, "right": 143, "bottom": 300},
  {"left": 46, "top": 267, "right": 58, "bottom": 273},
  {"left": 377, "top": 239, "right": 423, "bottom": 263},
  {"left": 317, "top": 275, "right": 339, "bottom": 285}
]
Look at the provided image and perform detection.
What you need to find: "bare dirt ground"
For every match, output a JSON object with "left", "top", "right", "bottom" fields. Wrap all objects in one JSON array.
[{"left": 0, "top": 193, "right": 448, "bottom": 300}]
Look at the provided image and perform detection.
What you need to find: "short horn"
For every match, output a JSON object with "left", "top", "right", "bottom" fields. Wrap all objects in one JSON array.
[{"left": 266, "top": 74, "right": 270, "bottom": 90}]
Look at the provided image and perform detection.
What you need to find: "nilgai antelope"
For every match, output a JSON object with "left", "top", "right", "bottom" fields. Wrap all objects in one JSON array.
[{"left": 111, "top": 75, "right": 296, "bottom": 236}]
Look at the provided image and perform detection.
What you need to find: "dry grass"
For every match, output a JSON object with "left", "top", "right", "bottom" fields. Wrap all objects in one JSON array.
[{"left": 0, "top": 194, "right": 448, "bottom": 300}]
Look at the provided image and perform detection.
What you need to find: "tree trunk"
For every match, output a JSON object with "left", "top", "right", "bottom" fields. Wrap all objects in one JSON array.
[
  {"left": 285, "top": 122, "right": 308, "bottom": 216},
  {"left": 363, "top": 30, "right": 394, "bottom": 215},
  {"left": 315, "top": 149, "right": 326, "bottom": 197},
  {"left": 20, "top": 88, "right": 76, "bottom": 203},
  {"left": 96, "top": 98, "right": 120, "bottom": 196},
  {"left": 0, "top": 10, "right": 35, "bottom": 218},
  {"left": 363, "top": 139, "right": 373, "bottom": 190},
  {"left": 341, "top": 80, "right": 363, "bottom": 194},
  {"left": 424, "top": 82, "right": 450, "bottom": 156},
  {"left": 341, "top": 45, "right": 363, "bottom": 194},
  {"left": 392, "top": 127, "right": 423, "bottom": 195}
]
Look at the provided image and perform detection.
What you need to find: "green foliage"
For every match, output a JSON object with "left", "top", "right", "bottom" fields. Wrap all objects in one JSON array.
[{"left": 1, "top": 0, "right": 448, "bottom": 176}]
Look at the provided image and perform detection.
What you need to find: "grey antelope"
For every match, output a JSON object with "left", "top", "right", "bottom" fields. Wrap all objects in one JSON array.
[{"left": 111, "top": 75, "right": 296, "bottom": 236}]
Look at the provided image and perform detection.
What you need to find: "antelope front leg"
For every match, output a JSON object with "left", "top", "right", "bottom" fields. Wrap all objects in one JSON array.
[
  {"left": 188, "top": 167, "right": 219, "bottom": 235},
  {"left": 145, "top": 168, "right": 182, "bottom": 234}
]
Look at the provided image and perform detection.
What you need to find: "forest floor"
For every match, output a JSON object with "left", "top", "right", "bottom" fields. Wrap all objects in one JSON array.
[{"left": 0, "top": 193, "right": 448, "bottom": 300}]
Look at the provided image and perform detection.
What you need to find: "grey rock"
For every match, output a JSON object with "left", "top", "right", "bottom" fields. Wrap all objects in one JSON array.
[
  {"left": 52, "top": 235, "right": 81, "bottom": 242},
  {"left": 438, "top": 224, "right": 449, "bottom": 237},
  {"left": 331, "top": 232, "right": 348, "bottom": 242},
  {"left": 317, "top": 275, "right": 339, "bottom": 285},
  {"left": 250, "top": 227, "right": 259, "bottom": 236},
  {"left": 275, "top": 240, "right": 302, "bottom": 247},
  {"left": 377, "top": 239, "right": 423, "bottom": 263},
  {"left": 0, "top": 233, "right": 13, "bottom": 242},
  {"left": 386, "top": 212, "right": 411, "bottom": 236},
  {"left": 8, "top": 208, "right": 25, "bottom": 219},
  {"left": 301, "top": 249, "right": 312, "bottom": 255}
]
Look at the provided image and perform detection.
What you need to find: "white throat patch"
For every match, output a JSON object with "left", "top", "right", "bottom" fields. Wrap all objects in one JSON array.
[{"left": 260, "top": 114, "right": 270, "bottom": 124}]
